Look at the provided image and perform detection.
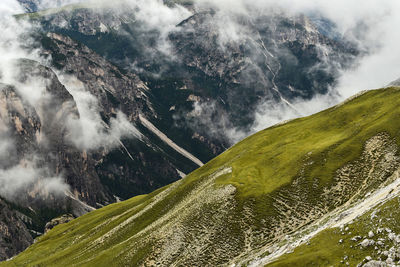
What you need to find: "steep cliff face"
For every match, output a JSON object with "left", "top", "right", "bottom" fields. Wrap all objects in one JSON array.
[
  {"left": 0, "top": 59, "right": 104, "bottom": 259},
  {"left": 0, "top": 48, "right": 201, "bottom": 208},
  {"left": 0, "top": 59, "right": 106, "bottom": 206},
  {"left": 0, "top": 199, "right": 32, "bottom": 261},
  {"left": 39, "top": 32, "right": 198, "bottom": 199}
]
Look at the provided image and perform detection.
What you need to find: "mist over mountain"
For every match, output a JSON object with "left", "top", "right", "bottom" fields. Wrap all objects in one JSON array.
[{"left": 1, "top": 0, "right": 400, "bottom": 264}]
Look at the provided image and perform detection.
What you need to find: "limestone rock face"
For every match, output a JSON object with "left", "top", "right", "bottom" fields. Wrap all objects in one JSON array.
[
  {"left": 44, "top": 214, "right": 75, "bottom": 233},
  {"left": 0, "top": 199, "right": 32, "bottom": 261}
]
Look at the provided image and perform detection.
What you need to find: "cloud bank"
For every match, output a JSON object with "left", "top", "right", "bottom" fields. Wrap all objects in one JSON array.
[{"left": 0, "top": 160, "right": 69, "bottom": 201}]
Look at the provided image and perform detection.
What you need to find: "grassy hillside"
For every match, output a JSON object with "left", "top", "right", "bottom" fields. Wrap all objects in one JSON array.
[{"left": 4, "top": 87, "right": 400, "bottom": 266}]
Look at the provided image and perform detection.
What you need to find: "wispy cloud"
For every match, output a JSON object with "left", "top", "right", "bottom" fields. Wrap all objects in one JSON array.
[
  {"left": 59, "top": 75, "right": 142, "bottom": 150},
  {"left": 0, "top": 160, "right": 69, "bottom": 202}
]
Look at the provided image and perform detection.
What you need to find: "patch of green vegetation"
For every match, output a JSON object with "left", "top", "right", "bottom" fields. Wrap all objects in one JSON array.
[
  {"left": 14, "top": 2, "right": 91, "bottom": 20},
  {"left": 4, "top": 87, "right": 400, "bottom": 266},
  {"left": 1, "top": 189, "right": 162, "bottom": 266},
  {"left": 213, "top": 88, "right": 400, "bottom": 197}
]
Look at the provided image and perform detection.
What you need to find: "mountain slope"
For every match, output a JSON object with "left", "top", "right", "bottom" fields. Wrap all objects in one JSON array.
[{"left": 4, "top": 87, "right": 400, "bottom": 266}]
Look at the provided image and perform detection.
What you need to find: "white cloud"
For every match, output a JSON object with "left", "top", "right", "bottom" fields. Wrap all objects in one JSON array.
[
  {"left": 34, "top": 0, "right": 85, "bottom": 10},
  {"left": 0, "top": 0, "right": 23, "bottom": 15},
  {"left": 60, "top": 75, "right": 141, "bottom": 150},
  {"left": 186, "top": 101, "right": 246, "bottom": 144},
  {"left": 251, "top": 93, "right": 340, "bottom": 133},
  {"left": 0, "top": 160, "right": 69, "bottom": 201}
]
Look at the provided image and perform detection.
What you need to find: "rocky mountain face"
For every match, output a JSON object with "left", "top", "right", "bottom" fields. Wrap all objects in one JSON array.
[
  {"left": 0, "top": 59, "right": 103, "bottom": 259},
  {"left": 0, "top": 0, "right": 360, "bottom": 261},
  {"left": 0, "top": 199, "right": 32, "bottom": 261},
  {"left": 44, "top": 214, "right": 74, "bottom": 233},
  {"left": 32, "top": 2, "right": 357, "bottom": 142},
  {"left": 39, "top": 32, "right": 191, "bottom": 199},
  {"left": 17, "top": 0, "right": 40, "bottom": 12},
  {"left": 5, "top": 87, "right": 400, "bottom": 266},
  {"left": 0, "top": 59, "right": 105, "bottom": 206}
]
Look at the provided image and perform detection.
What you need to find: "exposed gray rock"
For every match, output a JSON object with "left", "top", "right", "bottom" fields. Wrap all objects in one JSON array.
[
  {"left": 361, "top": 239, "right": 376, "bottom": 248},
  {"left": 370, "top": 231, "right": 375, "bottom": 238},
  {"left": 45, "top": 214, "right": 75, "bottom": 233},
  {"left": 0, "top": 199, "right": 32, "bottom": 261},
  {"left": 363, "top": 260, "right": 387, "bottom": 267}
]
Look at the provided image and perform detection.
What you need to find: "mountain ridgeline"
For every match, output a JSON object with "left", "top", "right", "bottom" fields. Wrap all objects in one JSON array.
[{"left": 3, "top": 87, "right": 400, "bottom": 266}]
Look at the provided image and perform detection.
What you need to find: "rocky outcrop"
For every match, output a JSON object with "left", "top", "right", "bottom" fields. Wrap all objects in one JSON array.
[
  {"left": 44, "top": 214, "right": 75, "bottom": 233},
  {"left": 0, "top": 199, "right": 32, "bottom": 261}
]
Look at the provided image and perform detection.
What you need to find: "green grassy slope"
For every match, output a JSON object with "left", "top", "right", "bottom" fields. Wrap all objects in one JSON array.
[{"left": 4, "top": 87, "right": 400, "bottom": 266}]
